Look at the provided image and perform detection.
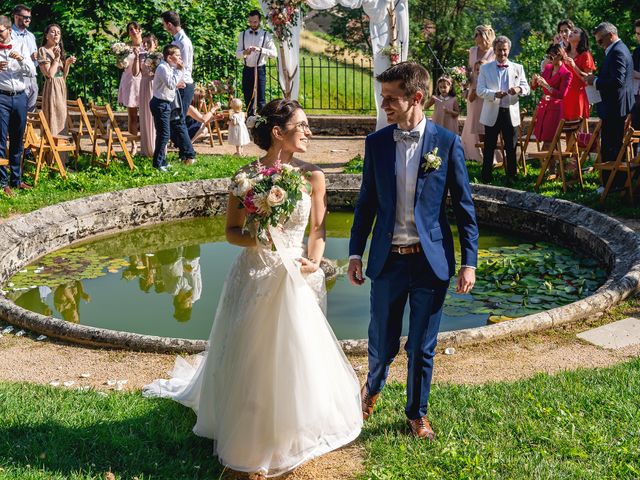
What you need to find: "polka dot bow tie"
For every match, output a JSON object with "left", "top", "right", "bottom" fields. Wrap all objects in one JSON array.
[{"left": 393, "top": 129, "right": 420, "bottom": 143}]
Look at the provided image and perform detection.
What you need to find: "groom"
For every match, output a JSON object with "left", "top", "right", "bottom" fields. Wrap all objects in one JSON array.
[{"left": 348, "top": 62, "right": 478, "bottom": 440}]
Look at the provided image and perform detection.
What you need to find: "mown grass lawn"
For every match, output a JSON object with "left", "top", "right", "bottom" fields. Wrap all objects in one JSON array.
[
  {"left": 363, "top": 358, "right": 640, "bottom": 479},
  {"left": 1, "top": 357, "right": 638, "bottom": 479},
  {"left": 0, "top": 153, "right": 252, "bottom": 219},
  {"left": 264, "top": 51, "right": 376, "bottom": 115}
]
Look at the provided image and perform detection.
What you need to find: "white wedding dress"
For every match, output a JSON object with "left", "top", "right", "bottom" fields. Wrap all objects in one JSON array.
[{"left": 143, "top": 193, "right": 362, "bottom": 477}]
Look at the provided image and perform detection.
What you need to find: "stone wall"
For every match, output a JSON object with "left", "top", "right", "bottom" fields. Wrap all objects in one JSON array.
[{"left": 0, "top": 176, "right": 638, "bottom": 353}]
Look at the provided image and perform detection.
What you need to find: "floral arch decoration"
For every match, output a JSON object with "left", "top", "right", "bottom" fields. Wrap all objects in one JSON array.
[{"left": 260, "top": 0, "right": 409, "bottom": 130}]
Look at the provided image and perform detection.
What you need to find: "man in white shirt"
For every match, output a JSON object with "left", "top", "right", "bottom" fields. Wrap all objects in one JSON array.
[
  {"left": 477, "top": 35, "right": 530, "bottom": 183},
  {"left": 348, "top": 62, "right": 478, "bottom": 441},
  {"left": 236, "top": 9, "right": 277, "bottom": 115},
  {"left": 161, "top": 11, "right": 196, "bottom": 164},
  {"left": 11, "top": 4, "right": 37, "bottom": 112},
  {"left": 150, "top": 45, "right": 193, "bottom": 172},
  {"left": 0, "top": 15, "right": 35, "bottom": 196}
]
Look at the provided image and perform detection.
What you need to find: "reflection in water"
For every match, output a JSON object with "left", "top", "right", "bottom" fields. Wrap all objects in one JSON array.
[
  {"left": 53, "top": 280, "right": 90, "bottom": 323},
  {"left": 120, "top": 245, "right": 203, "bottom": 323},
  {"left": 13, "top": 286, "right": 53, "bottom": 317}
]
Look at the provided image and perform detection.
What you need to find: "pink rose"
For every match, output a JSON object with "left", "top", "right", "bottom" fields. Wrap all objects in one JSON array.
[{"left": 266, "top": 186, "right": 287, "bottom": 207}]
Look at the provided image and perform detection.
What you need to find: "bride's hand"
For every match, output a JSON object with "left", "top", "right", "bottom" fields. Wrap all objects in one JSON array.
[{"left": 298, "top": 257, "right": 319, "bottom": 274}]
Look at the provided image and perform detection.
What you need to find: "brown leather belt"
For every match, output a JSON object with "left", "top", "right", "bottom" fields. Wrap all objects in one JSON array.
[{"left": 390, "top": 243, "right": 422, "bottom": 255}]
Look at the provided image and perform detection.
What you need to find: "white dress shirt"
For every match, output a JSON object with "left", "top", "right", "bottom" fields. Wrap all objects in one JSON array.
[
  {"left": 496, "top": 62, "right": 511, "bottom": 107},
  {"left": 392, "top": 117, "right": 426, "bottom": 246},
  {"left": 171, "top": 29, "right": 193, "bottom": 85},
  {"left": 0, "top": 35, "right": 36, "bottom": 92},
  {"left": 11, "top": 25, "right": 37, "bottom": 67},
  {"left": 152, "top": 60, "right": 184, "bottom": 101},
  {"left": 235, "top": 29, "right": 277, "bottom": 67}
]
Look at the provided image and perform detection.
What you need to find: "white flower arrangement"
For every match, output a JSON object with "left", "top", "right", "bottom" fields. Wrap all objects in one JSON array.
[
  {"left": 111, "top": 42, "right": 133, "bottom": 69},
  {"left": 422, "top": 147, "right": 442, "bottom": 172},
  {"left": 246, "top": 115, "right": 268, "bottom": 129},
  {"left": 142, "top": 51, "right": 163, "bottom": 72}
]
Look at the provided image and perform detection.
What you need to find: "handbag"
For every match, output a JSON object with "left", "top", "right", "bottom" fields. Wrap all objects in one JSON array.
[{"left": 576, "top": 131, "right": 597, "bottom": 152}]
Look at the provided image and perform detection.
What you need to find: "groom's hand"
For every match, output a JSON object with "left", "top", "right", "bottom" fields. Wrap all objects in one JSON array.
[
  {"left": 347, "top": 259, "right": 365, "bottom": 286},
  {"left": 456, "top": 266, "right": 475, "bottom": 294}
]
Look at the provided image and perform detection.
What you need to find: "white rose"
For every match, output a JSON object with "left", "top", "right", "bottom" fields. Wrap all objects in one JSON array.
[
  {"left": 281, "top": 163, "right": 295, "bottom": 172},
  {"left": 266, "top": 186, "right": 287, "bottom": 207},
  {"left": 253, "top": 193, "right": 272, "bottom": 215}
]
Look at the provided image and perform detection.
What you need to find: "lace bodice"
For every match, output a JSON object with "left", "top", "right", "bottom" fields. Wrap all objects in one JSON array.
[{"left": 276, "top": 191, "right": 311, "bottom": 249}]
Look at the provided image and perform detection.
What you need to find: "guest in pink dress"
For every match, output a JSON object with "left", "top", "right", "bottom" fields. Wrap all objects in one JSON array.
[
  {"left": 531, "top": 44, "right": 573, "bottom": 148},
  {"left": 117, "top": 21, "right": 142, "bottom": 148},
  {"left": 133, "top": 33, "right": 158, "bottom": 157},
  {"left": 425, "top": 76, "right": 460, "bottom": 134},
  {"left": 461, "top": 25, "right": 496, "bottom": 161}
]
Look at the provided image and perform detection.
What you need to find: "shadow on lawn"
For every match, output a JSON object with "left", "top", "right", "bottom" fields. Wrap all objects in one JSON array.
[{"left": 0, "top": 390, "right": 225, "bottom": 479}]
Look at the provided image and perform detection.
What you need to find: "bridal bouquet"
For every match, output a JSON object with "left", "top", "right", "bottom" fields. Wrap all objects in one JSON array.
[
  {"left": 111, "top": 42, "right": 132, "bottom": 69},
  {"left": 143, "top": 51, "right": 163, "bottom": 72},
  {"left": 231, "top": 162, "right": 309, "bottom": 238}
]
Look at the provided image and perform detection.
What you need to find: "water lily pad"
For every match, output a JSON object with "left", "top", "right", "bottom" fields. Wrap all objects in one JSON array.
[{"left": 488, "top": 315, "right": 513, "bottom": 324}]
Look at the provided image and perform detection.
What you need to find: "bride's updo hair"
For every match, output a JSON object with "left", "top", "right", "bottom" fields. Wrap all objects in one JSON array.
[{"left": 249, "top": 99, "right": 302, "bottom": 151}]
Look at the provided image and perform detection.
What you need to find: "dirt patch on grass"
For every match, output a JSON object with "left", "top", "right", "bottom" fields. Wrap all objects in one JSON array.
[{"left": 2, "top": 303, "right": 640, "bottom": 479}]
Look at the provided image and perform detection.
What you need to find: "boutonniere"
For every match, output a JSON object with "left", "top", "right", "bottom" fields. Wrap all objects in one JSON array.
[{"left": 422, "top": 147, "right": 442, "bottom": 172}]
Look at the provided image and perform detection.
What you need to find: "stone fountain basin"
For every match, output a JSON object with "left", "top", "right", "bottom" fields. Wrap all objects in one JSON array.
[{"left": 0, "top": 174, "right": 639, "bottom": 353}]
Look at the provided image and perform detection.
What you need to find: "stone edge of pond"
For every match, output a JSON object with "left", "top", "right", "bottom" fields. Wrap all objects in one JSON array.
[{"left": 0, "top": 176, "right": 638, "bottom": 355}]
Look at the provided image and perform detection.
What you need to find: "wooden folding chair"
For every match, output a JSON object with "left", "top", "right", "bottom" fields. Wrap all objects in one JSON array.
[
  {"left": 532, "top": 118, "right": 583, "bottom": 192},
  {"left": 90, "top": 103, "right": 137, "bottom": 170},
  {"left": 518, "top": 108, "right": 542, "bottom": 175},
  {"left": 203, "top": 90, "right": 228, "bottom": 146},
  {"left": 66, "top": 98, "right": 99, "bottom": 167},
  {"left": 577, "top": 119, "right": 601, "bottom": 174},
  {"left": 595, "top": 127, "right": 640, "bottom": 204},
  {"left": 22, "top": 111, "right": 74, "bottom": 185}
]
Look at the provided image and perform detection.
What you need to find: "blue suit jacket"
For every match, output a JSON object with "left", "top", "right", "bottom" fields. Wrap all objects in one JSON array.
[
  {"left": 596, "top": 40, "right": 635, "bottom": 118},
  {"left": 349, "top": 120, "right": 479, "bottom": 281}
]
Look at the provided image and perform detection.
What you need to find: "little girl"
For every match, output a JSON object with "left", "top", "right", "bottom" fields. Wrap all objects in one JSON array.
[
  {"left": 227, "top": 98, "right": 251, "bottom": 156},
  {"left": 425, "top": 75, "right": 460, "bottom": 134}
]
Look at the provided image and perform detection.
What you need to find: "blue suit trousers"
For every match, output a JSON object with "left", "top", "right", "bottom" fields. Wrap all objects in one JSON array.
[{"left": 367, "top": 251, "right": 449, "bottom": 419}]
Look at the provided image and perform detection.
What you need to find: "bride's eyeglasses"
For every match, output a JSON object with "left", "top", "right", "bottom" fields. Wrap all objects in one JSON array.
[{"left": 287, "top": 121, "right": 311, "bottom": 133}]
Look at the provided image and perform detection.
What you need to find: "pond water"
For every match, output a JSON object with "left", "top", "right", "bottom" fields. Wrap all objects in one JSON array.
[{"left": 4, "top": 213, "right": 606, "bottom": 340}]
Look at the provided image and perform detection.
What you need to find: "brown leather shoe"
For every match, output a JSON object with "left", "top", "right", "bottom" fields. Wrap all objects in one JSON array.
[
  {"left": 406, "top": 416, "right": 436, "bottom": 441},
  {"left": 181, "top": 157, "right": 195, "bottom": 165},
  {"left": 361, "top": 384, "right": 380, "bottom": 421},
  {"left": 2, "top": 185, "right": 14, "bottom": 197}
]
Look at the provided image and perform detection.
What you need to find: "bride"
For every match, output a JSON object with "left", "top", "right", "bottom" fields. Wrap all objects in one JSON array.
[{"left": 144, "top": 99, "right": 362, "bottom": 479}]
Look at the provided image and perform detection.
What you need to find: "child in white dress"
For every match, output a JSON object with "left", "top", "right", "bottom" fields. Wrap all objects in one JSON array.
[{"left": 227, "top": 98, "right": 250, "bottom": 155}]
